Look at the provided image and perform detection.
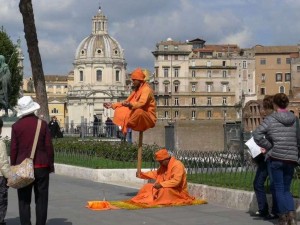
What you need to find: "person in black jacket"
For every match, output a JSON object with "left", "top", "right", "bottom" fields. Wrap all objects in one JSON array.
[
  {"left": 48, "top": 116, "right": 60, "bottom": 138},
  {"left": 252, "top": 95, "right": 278, "bottom": 220}
]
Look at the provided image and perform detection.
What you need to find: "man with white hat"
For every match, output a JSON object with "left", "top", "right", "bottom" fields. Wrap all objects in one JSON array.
[{"left": 10, "top": 96, "right": 54, "bottom": 225}]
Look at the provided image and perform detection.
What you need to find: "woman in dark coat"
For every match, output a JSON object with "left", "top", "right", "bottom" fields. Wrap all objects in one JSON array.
[{"left": 10, "top": 96, "right": 54, "bottom": 225}]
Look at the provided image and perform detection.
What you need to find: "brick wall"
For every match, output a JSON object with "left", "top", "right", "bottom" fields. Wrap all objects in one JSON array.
[{"left": 132, "top": 120, "right": 225, "bottom": 151}]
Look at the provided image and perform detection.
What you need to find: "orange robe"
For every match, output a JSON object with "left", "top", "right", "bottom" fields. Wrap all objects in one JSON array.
[
  {"left": 131, "top": 157, "right": 195, "bottom": 206},
  {"left": 112, "top": 82, "right": 156, "bottom": 133}
]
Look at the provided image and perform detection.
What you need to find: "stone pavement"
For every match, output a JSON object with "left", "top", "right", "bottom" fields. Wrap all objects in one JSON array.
[{"left": 5, "top": 174, "right": 277, "bottom": 225}]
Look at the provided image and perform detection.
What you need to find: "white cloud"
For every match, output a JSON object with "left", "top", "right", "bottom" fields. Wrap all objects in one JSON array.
[{"left": 1, "top": 0, "right": 300, "bottom": 75}]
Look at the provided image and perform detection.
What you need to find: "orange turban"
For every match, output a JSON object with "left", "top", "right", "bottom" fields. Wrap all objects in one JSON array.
[
  {"left": 131, "top": 68, "right": 145, "bottom": 81},
  {"left": 155, "top": 149, "right": 170, "bottom": 161}
]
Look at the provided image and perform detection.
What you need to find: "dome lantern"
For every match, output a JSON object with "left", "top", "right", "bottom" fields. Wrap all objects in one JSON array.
[{"left": 92, "top": 6, "right": 108, "bottom": 35}]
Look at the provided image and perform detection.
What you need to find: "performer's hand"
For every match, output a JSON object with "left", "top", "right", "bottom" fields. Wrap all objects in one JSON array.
[
  {"left": 153, "top": 183, "right": 162, "bottom": 189},
  {"left": 122, "top": 101, "right": 132, "bottom": 109},
  {"left": 103, "top": 102, "right": 112, "bottom": 109}
]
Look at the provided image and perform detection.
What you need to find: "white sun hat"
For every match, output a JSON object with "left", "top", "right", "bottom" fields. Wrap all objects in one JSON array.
[{"left": 17, "top": 96, "right": 40, "bottom": 118}]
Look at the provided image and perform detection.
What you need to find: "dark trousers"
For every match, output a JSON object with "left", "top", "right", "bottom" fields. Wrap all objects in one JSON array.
[
  {"left": 17, "top": 168, "right": 50, "bottom": 225},
  {"left": 0, "top": 177, "right": 8, "bottom": 224},
  {"left": 270, "top": 160, "right": 295, "bottom": 214},
  {"left": 253, "top": 161, "right": 269, "bottom": 214}
]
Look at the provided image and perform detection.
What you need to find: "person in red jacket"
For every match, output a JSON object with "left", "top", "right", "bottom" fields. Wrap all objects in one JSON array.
[{"left": 10, "top": 96, "right": 54, "bottom": 225}]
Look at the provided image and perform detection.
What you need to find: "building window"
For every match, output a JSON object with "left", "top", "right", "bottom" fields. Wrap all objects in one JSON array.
[
  {"left": 191, "top": 84, "right": 196, "bottom": 92},
  {"left": 260, "top": 87, "right": 266, "bottom": 95},
  {"left": 164, "top": 68, "right": 169, "bottom": 78},
  {"left": 260, "top": 58, "right": 266, "bottom": 65},
  {"left": 222, "top": 61, "right": 226, "bottom": 66},
  {"left": 174, "top": 68, "right": 179, "bottom": 77},
  {"left": 174, "top": 84, "right": 179, "bottom": 93},
  {"left": 207, "top": 97, "right": 212, "bottom": 106},
  {"left": 276, "top": 73, "right": 282, "bottom": 82},
  {"left": 174, "top": 46, "right": 178, "bottom": 50},
  {"left": 192, "top": 70, "right": 196, "bottom": 78},
  {"left": 222, "top": 84, "right": 227, "bottom": 92},
  {"left": 222, "top": 70, "right": 227, "bottom": 78},
  {"left": 286, "top": 58, "right": 291, "bottom": 64},
  {"left": 174, "top": 111, "right": 179, "bottom": 118},
  {"left": 80, "top": 71, "right": 83, "bottom": 81},
  {"left": 242, "top": 61, "right": 247, "bottom": 69},
  {"left": 164, "top": 55, "right": 168, "bottom": 60},
  {"left": 174, "top": 55, "right": 178, "bottom": 60},
  {"left": 96, "top": 70, "right": 102, "bottom": 81},
  {"left": 164, "top": 111, "right": 169, "bottom": 118},
  {"left": 285, "top": 73, "right": 291, "bottom": 81},
  {"left": 192, "top": 111, "right": 196, "bottom": 120},
  {"left": 115, "top": 70, "right": 120, "bottom": 82},
  {"left": 207, "top": 84, "right": 212, "bottom": 92},
  {"left": 222, "top": 97, "right": 227, "bottom": 105},
  {"left": 223, "top": 110, "right": 227, "bottom": 119},
  {"left": 277, "top": 58, "right": 281, "bottom": 64},
  {"left": 207, "top": 110, "right": 212, "bottom": 119},
  {"left": 279, "top": 86, "right": 285, "bottom": 93},
  {"left": 164, "top": 84, "right": 169, "bottom": 93},
  {"left": 164, "top": 45, "right": 168, "bottom": 50},
  {"left": 174, "top": 98, "right": 179, "bottom": 106},
  {"left": 51, "top": 108, "right": 58, "bottom": 114},
  {"left": 297, "top": 66, "right": 300, "bottom": 72},
  {"left": 164, "top": 97, "right": 169, "bottom": 106},
  {"left": 207, "top": 70, "right": 211, "bottom": 78},
  {"left": 261, "top": 73, "right": 266, "bottom": 83},
  {"left": 192, "top": 97, "right": 196, "bottom": 106},
  {"left": 207, "top": 61, "right": 211, "bottom": 67}
]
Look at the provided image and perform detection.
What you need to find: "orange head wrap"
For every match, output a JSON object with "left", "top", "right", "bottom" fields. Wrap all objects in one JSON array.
[
  {"left": 131, "top": 68, "right": 145, "bottom": 81},
  {"left": 155, "top": 149, "right": 170, "bottom": 161}
]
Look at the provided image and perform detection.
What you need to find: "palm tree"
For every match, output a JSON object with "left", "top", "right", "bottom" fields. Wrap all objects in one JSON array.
[{"left": 19, "top": 0, "right": 49, "bottom": 121}]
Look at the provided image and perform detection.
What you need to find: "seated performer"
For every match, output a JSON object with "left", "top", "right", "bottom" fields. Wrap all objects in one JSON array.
[
  {"left": 131, "top": 148, "right": 195, "bottom": 206},
  {"left": 103, "top": 68, "right": 156, "bottom": 134}
]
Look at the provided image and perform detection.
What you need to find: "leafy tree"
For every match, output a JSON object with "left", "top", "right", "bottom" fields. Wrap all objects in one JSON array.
[
  {"left": 19, "top": 0, "right": 49, "bottom": 121},
  {"left": 0, "top": 28, "right": 22, "bottom": 109}
]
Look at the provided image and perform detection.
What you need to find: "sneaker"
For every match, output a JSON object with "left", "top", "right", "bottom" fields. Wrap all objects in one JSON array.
[{"left": 253, "top": 210, "right": 269, "bottom": 217}]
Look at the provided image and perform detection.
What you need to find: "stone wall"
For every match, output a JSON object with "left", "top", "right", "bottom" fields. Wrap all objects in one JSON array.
[{"left": 132, "top": 120, "right": 225, "bottom": 151}]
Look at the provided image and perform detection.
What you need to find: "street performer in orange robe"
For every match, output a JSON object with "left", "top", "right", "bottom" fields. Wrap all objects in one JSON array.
[
  {"left": 103, "top": 68, "right": 156, "bottom": 134},
  {"left": 130, "top": 148, "right": 195, "bottom": 206}
]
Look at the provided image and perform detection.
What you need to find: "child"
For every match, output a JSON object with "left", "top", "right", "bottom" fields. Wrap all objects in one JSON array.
[{"left": 0, "top": 118, "right": 11, "bottom": 225}]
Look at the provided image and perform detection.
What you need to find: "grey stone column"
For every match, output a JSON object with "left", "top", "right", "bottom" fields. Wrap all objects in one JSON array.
[{"left": 165, "top": 121, "right": 175, "bottom": 152}]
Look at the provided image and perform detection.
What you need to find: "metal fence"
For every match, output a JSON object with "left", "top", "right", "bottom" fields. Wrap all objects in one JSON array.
[
  {"left": 52, "top": 138, "right": 300, "bottom": 196},
  {"left": 59, "top": 122, "right": 125, "bottom": 140}
]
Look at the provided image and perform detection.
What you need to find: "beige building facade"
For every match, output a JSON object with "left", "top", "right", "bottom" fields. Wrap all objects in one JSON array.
[
  {"left": 22, "top": 75, "right": 68, "bottom": 126},
  {"left": 152, "top": 38, "right": 255, "bottom": 122},
  {"left": 254, "top": 45, "right": 299, "bottom": 98}
]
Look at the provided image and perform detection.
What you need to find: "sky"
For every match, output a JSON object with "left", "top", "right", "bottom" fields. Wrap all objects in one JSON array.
[{"left": 1, "top": 0, "right": 300, "bottom": 77}]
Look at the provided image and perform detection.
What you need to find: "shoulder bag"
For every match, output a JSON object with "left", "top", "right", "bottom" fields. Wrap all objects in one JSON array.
[{"left": 8, "top": 119, "right": 41, "bottom": 189}]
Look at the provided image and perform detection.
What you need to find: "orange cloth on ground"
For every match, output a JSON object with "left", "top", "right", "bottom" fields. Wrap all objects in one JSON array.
[
  {"left": 130, "top": 157, "right": 195, "bottom": 206},
  {"left": 112, "top": 81, "right": 156, "bottom": 134},
  {"left": 86, "top": 201, "right": 119, "bottom": 210}
]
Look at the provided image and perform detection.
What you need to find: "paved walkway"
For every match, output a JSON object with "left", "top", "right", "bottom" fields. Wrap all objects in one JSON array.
[{"left": 6, "top": 174, "right": 276, "bottom": 225}]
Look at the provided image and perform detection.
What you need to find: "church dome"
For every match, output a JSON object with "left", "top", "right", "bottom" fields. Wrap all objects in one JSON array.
[{"left": 74, "top": 7, "right": 124, "bottom": 63}]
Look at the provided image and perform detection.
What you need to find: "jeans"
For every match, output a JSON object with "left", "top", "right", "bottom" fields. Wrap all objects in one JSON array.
[
  {"left": 253, "top": 159, "right": 279, "bottom": 215},
  {"left": 253, "top": 161, "right": 269, "bottom": 214},
  {"left": 270, "top": 160, "right": 296, "bottom": 214}
]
